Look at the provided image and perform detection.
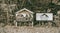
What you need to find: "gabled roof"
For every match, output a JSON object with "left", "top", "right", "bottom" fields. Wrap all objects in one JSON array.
[{"left": 16, "top": 8, "right": 34, "bottom": 14}]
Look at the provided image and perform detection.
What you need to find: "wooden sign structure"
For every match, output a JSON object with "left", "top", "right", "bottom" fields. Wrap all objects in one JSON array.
[
  {"left": 36, "top": 13, "right": 53, "bottom": 27},
  {"left": 15, "top": 8, "right": 34, "bottom": 27},
  {"left": 36, "top": 13, "right": 53, "bottom": 21}
]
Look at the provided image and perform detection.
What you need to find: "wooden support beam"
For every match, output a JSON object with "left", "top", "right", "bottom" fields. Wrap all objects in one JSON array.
[
  {"left": 16, "top": 22, "right": 17, "bottom": 27},
  {"left": 32, "top": 21, "right": 33, "bottom": 27},
  {"left": 14, "top": 20, "right": 17, "bottom": 27}
]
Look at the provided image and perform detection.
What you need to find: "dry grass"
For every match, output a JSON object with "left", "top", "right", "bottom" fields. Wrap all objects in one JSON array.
[{"left": 0, "top": 25, "right": 59, "bottom": 33}]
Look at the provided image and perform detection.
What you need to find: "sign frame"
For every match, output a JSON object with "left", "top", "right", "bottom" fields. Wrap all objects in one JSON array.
[{"left": 36, "top": 13, "right": 53, "bottom": 21}]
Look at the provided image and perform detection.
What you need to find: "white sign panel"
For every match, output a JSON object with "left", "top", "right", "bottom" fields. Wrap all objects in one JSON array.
[{"left": 36, "top": 13, "right": 53, "bottom": 21}]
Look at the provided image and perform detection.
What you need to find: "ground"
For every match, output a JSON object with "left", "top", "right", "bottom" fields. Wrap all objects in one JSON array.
[{"left": 0, "top": 25, "right": 60, "bottom": 33}]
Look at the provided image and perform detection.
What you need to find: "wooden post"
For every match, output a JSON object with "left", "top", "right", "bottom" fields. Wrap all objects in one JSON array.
[
  {"left": 32, "top": 21, "right": 33, "bottom": 27},
  {"left": 14, "top": 20, "right": 17, "bottom": 27},
  {"left": 39, "top": 21, "right": 40, "bottom": 26},
  {"left": 29, "top": 22, "right": 31, "bottom": 26},
  {"left": 6, "top": 7, "right": 9, "bottom": 24},
  {"left": 16, "top": 22, "right": 17, "bottom": 27}
]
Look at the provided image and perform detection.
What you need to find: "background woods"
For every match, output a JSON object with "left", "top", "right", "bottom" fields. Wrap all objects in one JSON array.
[{"left": 0, "top": 0, "right": 60, "bottom": 27}]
